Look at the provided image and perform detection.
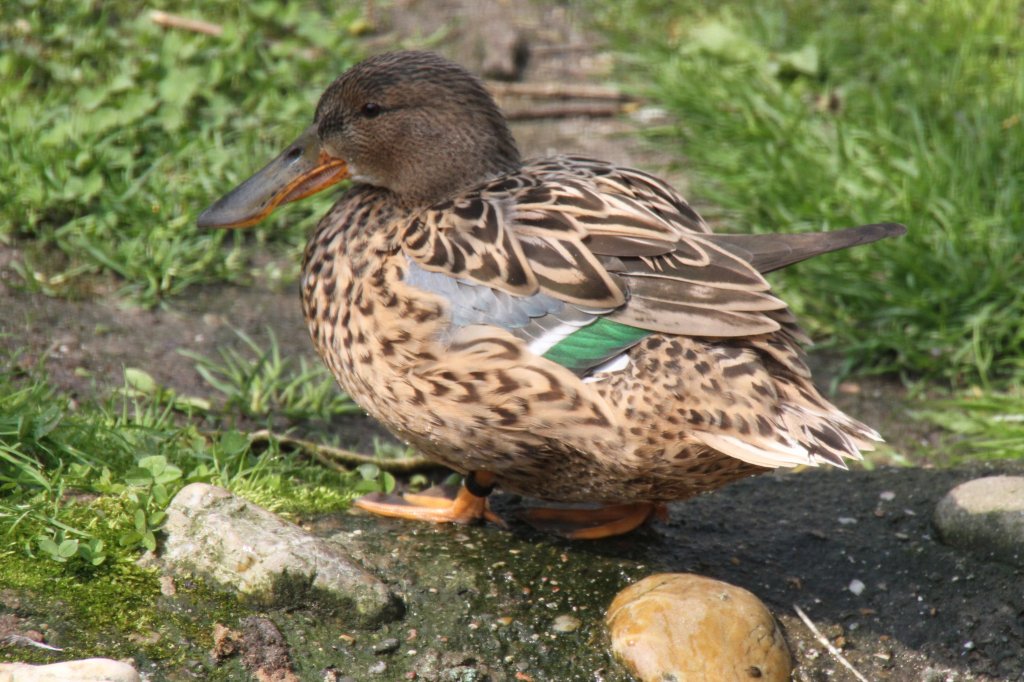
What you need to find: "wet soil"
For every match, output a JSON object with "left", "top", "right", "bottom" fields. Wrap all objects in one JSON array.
[{"left": 2, "top": 1, "right": 1018, "bottom": 681}]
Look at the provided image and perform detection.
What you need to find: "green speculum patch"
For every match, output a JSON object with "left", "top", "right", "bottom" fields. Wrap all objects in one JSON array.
[{"left": 542, "top": 318, "right": 650, "bottom": 374}]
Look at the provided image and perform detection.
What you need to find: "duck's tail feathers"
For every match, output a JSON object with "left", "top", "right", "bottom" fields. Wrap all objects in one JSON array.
[{"left": 710, "top": 222, "right": 906, "bottom": 274}]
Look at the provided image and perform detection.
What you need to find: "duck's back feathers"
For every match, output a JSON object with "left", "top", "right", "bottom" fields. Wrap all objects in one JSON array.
[
  {"left": 399, "top": 157, "right": 899, "bottom": 378},
  {"left": 402, "top": 158, "right": 784, "bottom": 337}
]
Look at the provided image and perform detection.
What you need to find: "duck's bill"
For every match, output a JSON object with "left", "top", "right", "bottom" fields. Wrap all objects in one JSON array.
[{"left": 197, "top": 124, "right": 349, "bottom": 229}]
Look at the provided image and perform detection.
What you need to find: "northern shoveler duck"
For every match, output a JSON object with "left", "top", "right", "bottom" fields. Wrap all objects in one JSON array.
[{"left": 198, "top": 51, "right": 905, "bottom": 538}]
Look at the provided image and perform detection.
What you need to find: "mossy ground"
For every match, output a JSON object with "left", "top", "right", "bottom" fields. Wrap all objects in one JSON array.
[{"left": 0, "top": 555, "right": 242, "bottom": 676}]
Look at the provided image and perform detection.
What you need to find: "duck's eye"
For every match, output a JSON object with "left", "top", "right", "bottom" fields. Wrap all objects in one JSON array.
[{"left": 360, "top": 102, "right": 382, "bottom": 118}]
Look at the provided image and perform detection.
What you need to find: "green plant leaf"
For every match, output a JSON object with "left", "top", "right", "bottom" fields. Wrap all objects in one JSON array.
[
  {"left": 134, "top": 508, "right": 148, "bottom": 534},
  {"left": 123, "top": 467, "right": 154, "bottom": 487},
  {"left": 57, "top": 538, "right": 79, "bottom": 559},
  {"left": 124, "top": 368, "right": 158, "bottom": 394},
  {"left": 37, "top": 537, "right": 60, "bottom": 558}
]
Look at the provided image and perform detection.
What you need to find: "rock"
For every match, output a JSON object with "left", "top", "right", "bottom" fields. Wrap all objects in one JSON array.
[
  {"left": 371, "top": 637, "right": 400, "bottom": 654},
  {"left": 933, "top": 475, "right": 1024, "bottom": 567},
  {"left": 237, "top": 616, "right": 298, "bottom": 682},
  {"left": 162, "top": 483, "right": 398, "bottom": 624},
  {"left": 606, "top": 573, "right": 791, "bottom": 682},
  {"left": 551, "top": 614, "right": 581, "bottom": 633},
  {"left": 0, "top": 658, "right": 139, "bottom": 682}
]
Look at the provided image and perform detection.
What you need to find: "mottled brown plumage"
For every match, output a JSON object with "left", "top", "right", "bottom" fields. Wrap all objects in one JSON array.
[{"left": 198, "top": 51, "right": 905, "bottom": 536}]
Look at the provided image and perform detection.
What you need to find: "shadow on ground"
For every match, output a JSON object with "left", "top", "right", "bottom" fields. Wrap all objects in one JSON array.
[{"left": 299, "top": 463, "right": 1023, "bottom": 681}]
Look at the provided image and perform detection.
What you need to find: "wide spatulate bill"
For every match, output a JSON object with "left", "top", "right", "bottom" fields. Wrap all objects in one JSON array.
[{"left": 197, "top": 124, "right": 349, "bottom": 230}]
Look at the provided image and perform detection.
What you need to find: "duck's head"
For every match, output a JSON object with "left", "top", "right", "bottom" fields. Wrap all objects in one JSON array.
[{"left": 198, "top": 51, "right": 521, "bottom": 228}]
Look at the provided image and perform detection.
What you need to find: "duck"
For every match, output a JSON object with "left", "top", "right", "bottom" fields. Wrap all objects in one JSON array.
[{"left": 197, "top": 50, "right": 905, "bottom": 539}]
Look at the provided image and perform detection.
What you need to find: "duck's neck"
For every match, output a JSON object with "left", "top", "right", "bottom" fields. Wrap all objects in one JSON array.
[{"left": 386, "top": 153, "right": 522, "bottom": 211}]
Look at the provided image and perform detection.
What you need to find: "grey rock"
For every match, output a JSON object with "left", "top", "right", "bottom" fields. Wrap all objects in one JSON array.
[
  {"left": 934, "top": 475, "right": 1024, "bottom": 567},
  {"left": 371, "top": 637, "right": 400, "bottom": 654},
  {"left": 0, "top": 658, "right": 139, "bottom": 682},
  {"left": 162, "top": 483, "right": 398, "bottom": 624}
]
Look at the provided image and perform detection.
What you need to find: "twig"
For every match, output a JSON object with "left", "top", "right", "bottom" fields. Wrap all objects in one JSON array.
[
  {"left": 1, "top": 635, "right": 64, "bottom": 652},
  {"left": 248, "top": 429, "right": 438, "bottom": 474},
  {"left": 792, "top": 604, "right": 870, "bottom": 682},
  {"left": 149, "top": 10, "right": 223, "bottom": 37},
  {"left": 504, "top": 103, "right": 625, "bottom": 120},
  {"left": 529, "top": 44, "right": 596, "bottom": 56},
  {"left": 486, "top": 81, "right": 631, "bottom": 101}
]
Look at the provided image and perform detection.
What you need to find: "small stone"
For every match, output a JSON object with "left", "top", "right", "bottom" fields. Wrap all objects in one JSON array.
[
  {"left": 837, "top": 381, "right": 862, "bottom": 395},
  {"left": 210, "top": 623, "right": 242, "bottom": 662},
  {"left": 161, "top": 483, "right": 398, "bottom": 625},
  {"left": 606, "top": 573, "right": 791, "bottom": 682},
  {"left": 879, "top": 490, "right": 896, "bottom": 501},
  {"left": 372, "top": 637, "right": 400, "bottom": 654},
  {"left": 159, "top": 575, "right": 176, "bottom": 596},
  {"left": 368, "top": 660, "right": 388, "bottom": 675},
  {"left": 0, "top": 658, "right": 140, "bottom": 681},
  {"left": 848, "top": 579, "right": 866, "bottom": 596},
  {"left": 629, "top": 106, "right": 671, "bottom": 125},
  {"left": 933, "top": 475, "right": 1024, "bottom": 567},
  {"left": 550, "top": 615, "right": 581, "bottom": 633}
]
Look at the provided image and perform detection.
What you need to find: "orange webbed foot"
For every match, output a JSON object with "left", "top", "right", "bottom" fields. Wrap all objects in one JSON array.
[
  {"left": 522, "top": 502, "right": 667, "bottom": 539},
  {"left": 354, "top": 472, "right": 506, "bottom": 528}
]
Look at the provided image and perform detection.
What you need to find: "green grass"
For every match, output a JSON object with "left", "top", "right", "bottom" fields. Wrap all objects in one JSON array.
[
  {"left": 595, "top": 0, "right": 1024, "bottom": 386},
  {"left": 0, "top": 1, "right": 365, "bottom": 304},
  {"left": 914, "top": 391, "right": 1024, "bottom": 464},
  {"left": 180, "top": 329, "right": 364, "bottom": 422},
  {"left": 0, "top": 353, "right": 385, "bottom": 573}
]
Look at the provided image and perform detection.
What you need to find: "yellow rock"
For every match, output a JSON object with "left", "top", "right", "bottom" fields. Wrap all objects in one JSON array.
[{"left": 606, "top": 573, "right": 791, "bottom": 682}]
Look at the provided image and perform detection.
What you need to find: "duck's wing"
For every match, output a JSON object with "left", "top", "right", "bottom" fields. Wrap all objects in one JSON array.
[{"left": 399, "top": 156, "right": 903, "bottom": 375}]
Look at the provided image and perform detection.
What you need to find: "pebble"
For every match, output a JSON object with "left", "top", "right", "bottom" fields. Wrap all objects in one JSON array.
[
  {"left": 368, "top": 660, "right": 387, "bottom": 675},
  {"left": 606, "top": 573, "right": 791, "bottom": 682},
  {"left": 372, "top": 638, "right": 401, "bottom": 654},
  {"left": 0, "top": 658, "right": 140, "bottom": 681},
  {"left": 161, "top": 483, "right": 398, "bottom": 625},
  {"left": 933, "top": 475, "right": 1024, "bottom": 567},
  {"left": 550, "top": 615, "right": 581, "bottom": 633}
]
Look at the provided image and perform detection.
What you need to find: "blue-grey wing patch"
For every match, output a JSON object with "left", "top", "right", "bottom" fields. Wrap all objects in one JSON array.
[
  {"left": 405, "top": 258, "right": 565, "bottom": 329},
  {"left": 404, "top": 259, "right": 618, "bottom": 371}
]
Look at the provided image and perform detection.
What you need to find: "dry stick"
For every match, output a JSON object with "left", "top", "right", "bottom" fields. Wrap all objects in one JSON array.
[
  {"left": 504, "top": 103, "right": 625, "bottom": 120},
  {"left": 529, "top": 44, "right": 594, "bottom": 55},
  {"left": 248, "top": 429, "right": 437, "bottom": 474},
  {"left": 485, "top": 81, "right": 631, "bottom": 101},
  {"left": 792, "top": 604, "right": 870, "bottom": 682},
  {"left": 1, "top": 635, "right": 64, "bottom": 652},
  {"left": 149, "top": 10, "right": 223, "bottom": 37}
]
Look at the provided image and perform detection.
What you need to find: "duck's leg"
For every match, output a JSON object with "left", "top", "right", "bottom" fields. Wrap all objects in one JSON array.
[
  {"left": 523, "top": 502, "right": 668, "bottom": 539},
  {"left": 354, "top": 471, "right": 506, "bottom": 528}
]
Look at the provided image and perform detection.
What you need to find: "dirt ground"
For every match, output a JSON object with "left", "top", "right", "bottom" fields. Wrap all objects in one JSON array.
[{"left": 2, "top": 1, "right": 1021, "bottom": 680}]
